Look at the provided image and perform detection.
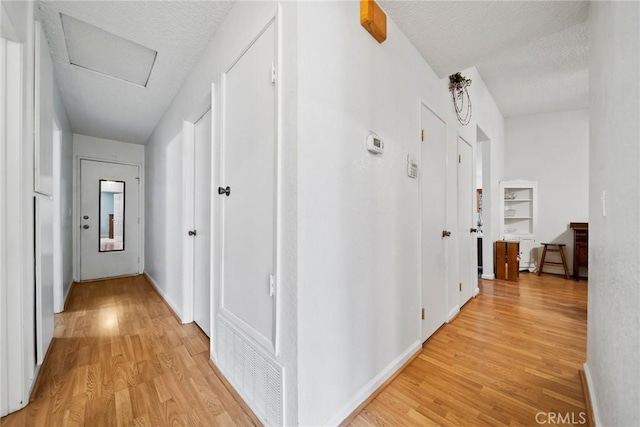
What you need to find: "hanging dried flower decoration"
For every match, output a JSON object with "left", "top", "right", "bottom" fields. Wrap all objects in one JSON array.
[{"left": 449, "top": 72, "right": 472, "bottom": 125}]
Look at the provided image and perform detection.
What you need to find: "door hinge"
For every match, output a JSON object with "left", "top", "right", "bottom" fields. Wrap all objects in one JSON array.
[
  {"left": 271, "top": 62, "right": 276, "bottom": 84},
  {"left": 421, "top": 129, "right": 424, "bottom": 142},
  {"left": 459, "top": 282, "right": 462, "bottom": 292},
  {"left": 269, "top": 274, "right": 276, "bottom": 296},
  {"left": 421, "top": 308, "right": 425, "bottom": 320},
  {"left": 458, "top": 155, "right": 461, "bottom": 163}
]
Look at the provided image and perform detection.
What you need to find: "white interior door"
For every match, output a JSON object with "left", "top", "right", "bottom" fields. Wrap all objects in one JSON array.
[
  {"left": 193, "top": 108, "right": 212, "bottom": 336},
  {"left": 219, "top": 22, "right": 276, "bottom": 349},
  {"left": 80, "top": 160, "right": 140, "bottom": 281},
  {"left": 420, "top": 104, "right": 448, "bottom": 342},
  {"left": 458, "top": 137, "right": 476, "bottom": 306},
  {"left": 35, "top": 195, "right": 54, "bottom": 365}
]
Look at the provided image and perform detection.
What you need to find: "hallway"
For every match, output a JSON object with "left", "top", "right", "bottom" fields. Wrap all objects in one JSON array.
[
  {"left": 350, "top": 274, "right": 588, "bottom": 426},
  {"left": 1, "top": 276, "right": 257, "bottom": 427}
]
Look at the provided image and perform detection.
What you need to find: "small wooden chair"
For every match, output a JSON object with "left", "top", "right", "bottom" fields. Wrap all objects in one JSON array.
[{"left": 537, "top": 243, "right": 570, "bottom": 279}]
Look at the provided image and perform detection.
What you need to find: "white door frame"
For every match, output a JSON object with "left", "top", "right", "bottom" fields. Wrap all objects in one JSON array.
[
  {"left": 181, "top": 86, "right": 215, "bottom": 325},
  {"left": 52, "top": 117, "right": 63, "bottom": 313},
  {"left": 418, "top": 98, "right": 449, "bottom": 340},
  {"left": 477, "top": 125, "right": 494, "bottom": 280},
  {"left": 74, "top": 157, "right": 144, "bottom": 281}
]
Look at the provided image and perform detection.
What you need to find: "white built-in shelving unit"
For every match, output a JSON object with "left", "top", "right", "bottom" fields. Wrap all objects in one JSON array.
[{"left": 499, "top": 180, "right": 538, "bottom": 271}]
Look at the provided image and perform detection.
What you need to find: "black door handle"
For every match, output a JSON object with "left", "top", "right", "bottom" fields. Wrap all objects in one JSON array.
[
  {"left": 470, "top": 228, "right": 478, "bottom": 233},
  {"left": 218, "top": 186, "right": 231, "bottom": 196},
  {"left": 442, "top": 230, "right": 452, "bottom": 238},
  {"left": 188, "top": 230, "right": 197, "bottom": 236}
]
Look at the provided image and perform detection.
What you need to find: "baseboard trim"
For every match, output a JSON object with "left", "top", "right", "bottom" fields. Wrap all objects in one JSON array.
[
  {"left": 473, "top": 287, "right": 480, "bottom": 297},
  {"left": 332, "top": 340, "right": 422, "bottom": 427},
  {"left": 29, "top": 338, "right": 57, "bottom": 402},
  {"left": 582, "top": 363, "right": 600, "bottom": 426},
  {"left": 63, "top": 280, "right": 76, "bottom": 311},
  {"left": 143, "top": 272, "right": 183, "bottom": 323},
  {"left": 79, "top": 273, "right": 138, "bottom": 283},
  {"left": 447, "top": 305, "right": 461, "bottom": 323},
  {"left": 481, "top": 273, "right": 495, "bottom": 280}
]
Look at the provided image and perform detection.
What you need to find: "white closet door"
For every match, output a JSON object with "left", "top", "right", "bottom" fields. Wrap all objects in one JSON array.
[
  {"left": 420, "top": 104, "right": 448, "bottom": 342},
  {"left": 219, "top": 22, "right": 276, "bottom": 348},
  {"left": 193, "top": 108, "right": 212, "bottom": 336}
]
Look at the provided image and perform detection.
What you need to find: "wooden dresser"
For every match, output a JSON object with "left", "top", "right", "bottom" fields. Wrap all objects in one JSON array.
[{"left": 570, "top": 222, "right": 588, "bottom": 280}]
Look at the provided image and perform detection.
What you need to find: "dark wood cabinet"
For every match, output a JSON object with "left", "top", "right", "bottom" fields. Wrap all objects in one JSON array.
[{"left": 570, "top": 222, "right": 588, "bottom": 280}]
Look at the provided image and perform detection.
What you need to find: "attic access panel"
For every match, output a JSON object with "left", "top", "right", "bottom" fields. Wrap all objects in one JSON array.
[{"left": 61, "top": 13, "right": 157, "bottom": 87}]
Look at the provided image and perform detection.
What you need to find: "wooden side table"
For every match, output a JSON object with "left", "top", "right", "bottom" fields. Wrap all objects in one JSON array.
[
  {"left": 495, "top": 240, "right": 519, "bottom": 281},
  {"left": 570, "top": 222, "right": 588, "bottom": 281}
]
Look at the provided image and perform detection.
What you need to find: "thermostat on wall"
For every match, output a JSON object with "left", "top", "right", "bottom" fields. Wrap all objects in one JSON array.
[{"left": 367, "top": 134, "right": 384, "bottom": 154}]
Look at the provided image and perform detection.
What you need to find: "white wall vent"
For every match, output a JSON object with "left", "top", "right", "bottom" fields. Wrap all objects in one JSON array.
[{"left": 216, "top": 316, "right": 283, "bottom": 426}]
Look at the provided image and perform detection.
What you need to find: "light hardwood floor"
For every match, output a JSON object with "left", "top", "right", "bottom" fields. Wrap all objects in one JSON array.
[
  {"left": 1, "top": 275, "right": 258, "bottom": 427},
  {"left": 349, "top": 273, "right": 588, "bottom": 426},
  {"left": 2, "top": 273, "right": 587, "bottom": 426}
]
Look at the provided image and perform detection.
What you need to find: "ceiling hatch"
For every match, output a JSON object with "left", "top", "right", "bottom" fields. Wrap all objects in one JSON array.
[{"left": 60, "top": 13, "right": 157, "bottom": 87}]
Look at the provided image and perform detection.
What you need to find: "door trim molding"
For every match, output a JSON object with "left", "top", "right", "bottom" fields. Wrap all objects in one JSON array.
[{"left": 74, "top": 157, "right": 144, "bottom": 282}]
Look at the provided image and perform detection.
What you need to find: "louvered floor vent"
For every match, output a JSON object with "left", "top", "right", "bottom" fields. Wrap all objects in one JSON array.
[{"left": 216, "top": 316, "right": 283, "bottom": 426}]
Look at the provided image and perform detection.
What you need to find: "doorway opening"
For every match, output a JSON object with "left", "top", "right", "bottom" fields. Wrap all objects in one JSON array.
[{"left": 477, "top": 126, "right": 493, "bottom": 279}]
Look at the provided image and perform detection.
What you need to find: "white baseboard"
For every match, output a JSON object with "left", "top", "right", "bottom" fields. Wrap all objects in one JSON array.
[
  {"left": 583, "top": 362, "right": 601, "bottom": 426},
  {"left": 143, "top": 272, "right": 183, "bottom": 322},
  {"left": 448, "top": 305, "right": 460, "bottom": 322},
  {"left": 327, "top": 340, "right": 422, "bottom": 426},
  {"left": 63, "top": 280, "right": 74, "bottom": 308},
  {"left": 473, "top": 287, "right": 480, "bottom": 297},
  {"left": 481, "top": 273, "right": 495, "bottom": 280}
]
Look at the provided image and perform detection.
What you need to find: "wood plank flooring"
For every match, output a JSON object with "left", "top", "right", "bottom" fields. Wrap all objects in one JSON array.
[
  {"left": 350, "top": 273, "right": 588, "bottom": 426},
  {"left": 3, "top": 273, "right": 587, "bottom": 426},
  {"left": 1, "top": 275, "right": 258, "bottom": 427}
]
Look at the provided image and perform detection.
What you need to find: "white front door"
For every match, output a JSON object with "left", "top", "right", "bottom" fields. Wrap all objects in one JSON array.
[
  {"left": 457, "top": 137, "right": 476, "bottom": 306},
  {"left": 219, "top": 22, "right": 276, "bottom": 349},
  {"left": 420, "top": 104, "right": 448, "bottom": 342},
  {"left": 80, "top": 160, "right": 140, "bottom": 281},
  {"left": 193, "top": 108, "right": 212, "bottom": 336}
]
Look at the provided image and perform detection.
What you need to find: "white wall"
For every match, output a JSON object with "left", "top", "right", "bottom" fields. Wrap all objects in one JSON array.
[
  {"left": 504, "top": 109, "right": 589, "bottom": 273},
  {"left": 1, "top": 0, "right": 37, "bottom": 415},
  {"left": 586, "top": 2, "right": 640, "bottom": 425},
  {"left": 144, "top": 2, "right": 299, "bottom": 424},
  {"left": 297, "top": 2, "right": 447, "bottom": 424},
  {"left": 72, "top": 134, "right": 144, "bottom": 281}
]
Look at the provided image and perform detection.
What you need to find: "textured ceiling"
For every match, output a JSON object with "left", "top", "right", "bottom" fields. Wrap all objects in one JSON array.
[
  {"left": 381, "top": 0, "right": 589, "bottom": 117},
  {"left": 38, "top": 1, "right": 589, "bottom": 142},
  {"left": 37, "top": 1, "right": 234, "bottom": 144}
]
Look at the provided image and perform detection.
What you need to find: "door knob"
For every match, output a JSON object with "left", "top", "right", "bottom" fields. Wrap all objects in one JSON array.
[
  {"left": 442, "top": 230, "right": 451, "bottom": 238},
  {"left": 188, "top": 230, "right": 197, "bottom": 236},
  {"left": 82, "top": 224, "right": 90, "bottom": 229},
  {"left": 218, "top": 186, "right": 231, "bottom": 196},
  {"left": 470, "top": 228, "right": 478, "bottom": 233}
]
